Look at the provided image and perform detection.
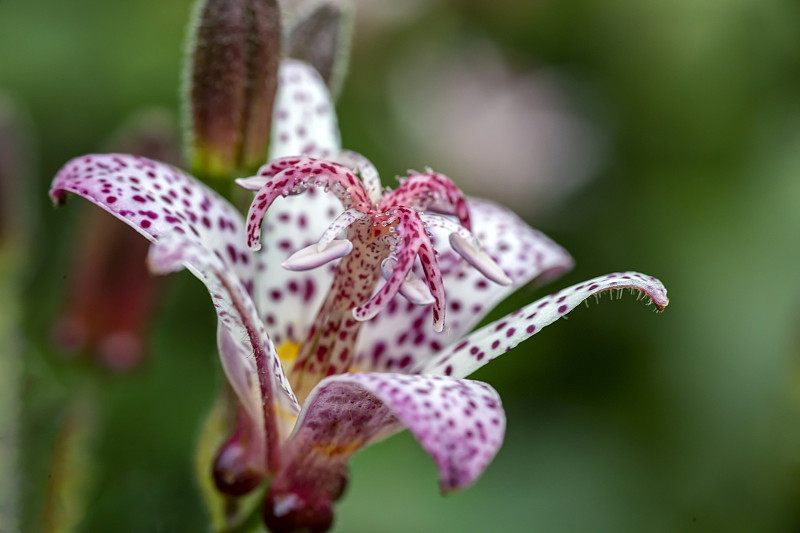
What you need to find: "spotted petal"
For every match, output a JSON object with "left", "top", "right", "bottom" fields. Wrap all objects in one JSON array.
[
  {"left": 50, "top": 154, "right": 299, "bottom": 470},
  {"left": 252, "top": 60, "right": 346, "bottom": 347},
  {"left": 417, "top": 272, "right": 669, "bottom": 378},
  {"left": 263, "top": 373, "right": 505, "bottom": 529},
  {"left": 148, "top": 235, "right": 299, "bottom": 471},
  {"left": 50, "top": 153, "right": 254, "bottom": 287},
  {"left": 270, "top": 59, "right": 340, "bottom": 160},
  {"left": 354, "top": 198, "right": 574, "bottom": 372}
]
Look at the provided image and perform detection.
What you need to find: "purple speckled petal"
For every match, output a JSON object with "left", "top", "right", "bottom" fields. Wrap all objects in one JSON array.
[
  {"left": 147, "top": 235, "right": 300, "bottom": 471},
  {"left": 50, "top": 153, "right": 254, "bottom": 288},
  {"left": 264, "top": 373, "right": 504, "bottom": 526},
  {"left": 354, "top": 198, "right": 574, "bottom": 373},
  {"left": 417, "top": 271, "right": 669, "bottom": 378},
  {"left": 270, "top": 59, "right": 341, "bottom": 160},
  {"left": 253, "top": 190, "right": 351, "bottom": 347}
]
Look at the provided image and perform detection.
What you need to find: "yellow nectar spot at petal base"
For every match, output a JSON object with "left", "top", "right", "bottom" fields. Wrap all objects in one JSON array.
[{"left": 276, "top": 341, "right": 301, "bottom": 370}]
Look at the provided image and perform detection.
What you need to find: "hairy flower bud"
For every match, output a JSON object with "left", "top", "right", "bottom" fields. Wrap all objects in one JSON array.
[{"left": 186, "top": 0, "right": 281, "bottom": 179}]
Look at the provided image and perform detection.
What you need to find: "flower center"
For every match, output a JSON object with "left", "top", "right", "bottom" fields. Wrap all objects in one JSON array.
[{"left": 289, "top": 217, "right": 387, "bottom": 402}]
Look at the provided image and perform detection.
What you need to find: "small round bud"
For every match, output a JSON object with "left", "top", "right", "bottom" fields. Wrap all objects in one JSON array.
[{"left": 212, "top": 431, "right": 264, "bottom": 496}]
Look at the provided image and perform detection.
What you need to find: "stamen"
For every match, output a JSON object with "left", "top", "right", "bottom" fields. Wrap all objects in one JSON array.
[
  {"left": 419, "top": 213, "right": 511, "bottom": 286},
  {"left": 282, "top": 239, "right": 353, "bottom": 271},
  {"left": 381, "top": 258, "right": 435, "bottom": 305},
  {"left": 352, "top": 208, "right": 445, "bottom": 331},
  {"left": 449, "top": 233, "right": 512, "bottom": 286},
  {"left": 317, "top": 208, "right": 369, "bottom": 251},
  {"left": 235, "top": 176, "right": 269, "bottom": 191}
]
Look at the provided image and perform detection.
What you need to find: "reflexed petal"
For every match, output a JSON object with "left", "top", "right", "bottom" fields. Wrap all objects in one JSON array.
[
  {"left": 264, "top": 374, "right": 504, "bottom": 529},
  {"left": 417, "top": 272, "right": 669, "bottom": 378},
  {"left": 148, "top": 235, "right": 300, "bottom": 471},
  {"left": 354, "top": 198, "right": 574, "bottom": 372},
  {"left": 50, "top": 153, "right": 254, "bottom": 287},
  {"left": 270, "top": 59, "right": 341, "bottom": 160}
]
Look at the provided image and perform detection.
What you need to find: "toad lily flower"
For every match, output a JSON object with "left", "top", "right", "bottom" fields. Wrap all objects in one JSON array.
[{"left": 50, "top": 59, "right": 668, "bottom": 532}]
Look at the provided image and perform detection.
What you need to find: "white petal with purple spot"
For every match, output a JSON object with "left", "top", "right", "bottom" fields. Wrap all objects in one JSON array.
[
  {"left": 270, "top": 60, "right": 341, "bottom": 160},
  {"left": 418, "top": 271, "right": 669, "bottom": 378},
  {"left": 147, "top": 235, "right": 301, "bottom": 471},
  {"left": 295, "top": 373, "right": 506, "bottom": 493}
]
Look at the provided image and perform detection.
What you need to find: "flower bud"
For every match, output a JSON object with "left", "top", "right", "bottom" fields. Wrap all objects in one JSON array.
[
  {"left": 212, "top": 406, "right": 266, "bottom": 495},
  {"left": 185, "top": 0, "right": 281, "bottom": 179},
  {"left": 283, "top": 0, "right": 353, "bottom": 98},
  {"left": 0, "top": 94, "right": 34, "bottom": 250},
  {"left": 50, "top": 110, "right": 179, "bottom": 372}
]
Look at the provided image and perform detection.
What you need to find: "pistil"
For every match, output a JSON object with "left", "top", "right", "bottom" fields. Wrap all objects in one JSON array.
[{"left": 289, "top": 217, "right": 387, "bottom": 402}]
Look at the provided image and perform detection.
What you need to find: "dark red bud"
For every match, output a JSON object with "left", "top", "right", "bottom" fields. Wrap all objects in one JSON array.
[
  {"left": 262, "top": 490, "right": 333, "bottom": 533},
  {"left": 212, "top": 406, "right": 266, "bottom": 496},
  {"left": 212, "top": 431, "right": 265, "bottom": 496}
]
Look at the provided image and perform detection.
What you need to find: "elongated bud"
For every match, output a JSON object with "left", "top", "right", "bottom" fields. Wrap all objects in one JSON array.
[
  {"left": 51, "top": 110, "right": 178, "bottom": 372},
  {"left": 0, "top": 95, "right": 34, "bottom": 251},
  {"left": 212, "top": 406, "right": 267, "bottom": 496},
  {"left": 186, "top": 0, "right": 281, "bottom": 179},
  {"left": 283, "top": 0, "right": 353, "bottom": 98}
]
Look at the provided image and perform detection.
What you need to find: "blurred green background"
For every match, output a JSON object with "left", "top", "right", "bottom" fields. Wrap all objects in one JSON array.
[{"left": 2, "top": 0, "right": 800, "bottom": 531}]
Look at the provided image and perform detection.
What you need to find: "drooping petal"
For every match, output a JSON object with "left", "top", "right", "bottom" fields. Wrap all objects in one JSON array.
[
  {"left": 50, "top": 153, "right": 254, "bottom": 287},
  {"left": 244, "top": 158, "right": 370, "bottom": 250},
  {"left": 148, "top": 235, "right": 300, "bottom": 471},
  {"left": 417, "top": 272, "right": 669, "bottom": 378},
  {"left": 262, "top": 374, "right": 505, "bottom": 531},
  {"left": 270, "top": 59, "right": 341, "bottom": 160},
  {"left": 354, "top": 198, "right": 574, "bottom": 372},
  {"left": 49, "top": 154, "right": 299, "bottom": 471}
]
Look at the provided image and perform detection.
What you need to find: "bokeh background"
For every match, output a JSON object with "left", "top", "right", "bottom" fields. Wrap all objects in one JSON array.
[{"left": 2, "top": 0, "right": 800, "bottom": 531}]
